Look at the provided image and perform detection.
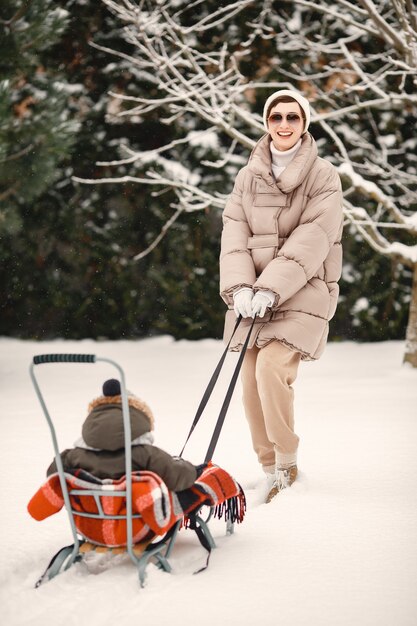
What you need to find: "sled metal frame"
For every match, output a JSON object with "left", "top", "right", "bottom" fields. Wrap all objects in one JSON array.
[{"left": 30, "top": 353, "right": 220, "bottom": 587}]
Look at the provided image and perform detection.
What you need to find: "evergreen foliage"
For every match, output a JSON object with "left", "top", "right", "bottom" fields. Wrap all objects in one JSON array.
[
  {"left": 0, "top": 0, "right": 76, "bottom": 233},
  {"left": 1, "top": 0, "right": 225, "bottom": 340},
  {"left": 334, "top": 230, "right": 412, "bottom": 341}
]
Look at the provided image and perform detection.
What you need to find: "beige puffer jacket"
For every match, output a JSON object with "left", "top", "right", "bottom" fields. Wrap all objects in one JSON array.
[{"left": 220, "top": 132, "right": 343, "bottom": 360}]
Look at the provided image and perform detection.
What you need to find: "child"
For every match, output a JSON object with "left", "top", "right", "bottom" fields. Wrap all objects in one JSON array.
[{"left": 47, "top": 378, "right": 204, "bottom": 492}]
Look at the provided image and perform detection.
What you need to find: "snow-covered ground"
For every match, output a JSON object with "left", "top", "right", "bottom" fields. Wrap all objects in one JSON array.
[{"left": 1, "top": 336, "right": 416, "bottom": 626}]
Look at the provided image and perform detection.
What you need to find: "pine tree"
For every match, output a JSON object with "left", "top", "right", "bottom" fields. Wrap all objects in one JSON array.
[
  {"left": 0, "top": 0, "right": 77, "bottom": 234},
  {"left": 0, "top": 1, "right": 83, "bottom": 337},
  {"left": 0, "top": 1, "right": 142, "bottom": 338}
]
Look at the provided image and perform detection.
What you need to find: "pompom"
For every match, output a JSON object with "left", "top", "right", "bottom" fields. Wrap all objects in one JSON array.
[{"left": 102, "top": 379, "right": 121, "bottom": 397}]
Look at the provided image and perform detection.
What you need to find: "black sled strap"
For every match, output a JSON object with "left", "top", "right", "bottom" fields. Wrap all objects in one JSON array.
[
  {"left": 179, "top": 315, "right": 243, "bottom": 458},
  {"left": 204, "top": 317, "right": 256, "bottom": 463},
  {"left": 188, "top": 513, "right": 212, "bottom": 574}
]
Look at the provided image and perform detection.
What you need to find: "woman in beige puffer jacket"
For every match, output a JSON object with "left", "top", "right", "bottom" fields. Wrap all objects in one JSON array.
[{"left": 219, "top": 89, "right": 343, "bottom": 502}]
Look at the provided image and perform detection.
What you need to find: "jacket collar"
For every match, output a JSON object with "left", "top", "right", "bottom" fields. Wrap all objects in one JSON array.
[
  {"left": 73, "top": 431, "right": 155, "bottom": 451},
  {"left": 248, "top": 132, "right": 318, "bottom": 193}
]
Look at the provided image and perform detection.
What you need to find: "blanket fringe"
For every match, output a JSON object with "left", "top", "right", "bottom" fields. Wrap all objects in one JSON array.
[{"left": 213, "top": 490, "right": 246, "bottom": 524}]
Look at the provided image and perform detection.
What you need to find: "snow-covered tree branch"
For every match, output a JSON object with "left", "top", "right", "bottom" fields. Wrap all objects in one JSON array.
[{"left": 74, "top": 0, "right": 417, "bottom": 364}]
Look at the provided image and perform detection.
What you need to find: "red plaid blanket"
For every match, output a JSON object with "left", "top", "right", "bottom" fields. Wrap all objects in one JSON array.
[{"left": 28, "top": 464, "right": 245, "bottom": 547}]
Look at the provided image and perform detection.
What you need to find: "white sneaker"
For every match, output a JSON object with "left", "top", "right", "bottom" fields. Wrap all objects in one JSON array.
[
  {"left": 265, "top": 471, "right": 275, "bottom": 492},
  {"left": 250, "top": 471, "right": 275, "bottom": 506},
  {"left": 266, "top": 465, "right": 298, "bottom": 503}
]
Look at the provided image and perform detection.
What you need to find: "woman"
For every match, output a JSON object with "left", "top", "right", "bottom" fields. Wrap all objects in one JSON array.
[{"left": 219, "top": 89, "right": 343, "bottom": 502}]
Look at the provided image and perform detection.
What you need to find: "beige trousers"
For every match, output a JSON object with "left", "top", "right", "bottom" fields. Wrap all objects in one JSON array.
[{"left": 241, "top": 340, "right": 301, "bottom": 471}]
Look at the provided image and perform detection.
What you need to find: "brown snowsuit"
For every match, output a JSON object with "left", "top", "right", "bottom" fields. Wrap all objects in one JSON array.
[{"left": 47, "top": 394, "right": 198, "bottom": 492}]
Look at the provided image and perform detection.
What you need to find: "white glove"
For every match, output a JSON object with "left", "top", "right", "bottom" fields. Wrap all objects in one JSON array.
[
  {"left": 233, "top": 288, "right": 254, "bottom": 318},
  {"left": 251, "top": 290, "right": 275, "bottom": 318}
]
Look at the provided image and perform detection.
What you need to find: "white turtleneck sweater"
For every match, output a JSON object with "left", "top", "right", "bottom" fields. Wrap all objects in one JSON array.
[
  {"left": 270, "top": 138, "right": 302, "bottom": 179},
  {"left": 233, "top": 138, "right": 303, "bottom": 306}
]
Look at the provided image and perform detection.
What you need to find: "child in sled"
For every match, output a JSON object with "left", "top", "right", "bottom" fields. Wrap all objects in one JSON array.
[{"left": 47, "top": 378, "right": 205, "bottom": 491}]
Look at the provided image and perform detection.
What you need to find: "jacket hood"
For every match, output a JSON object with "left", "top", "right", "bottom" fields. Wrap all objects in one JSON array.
[
  {"left": 82, "top": 395, "right": 154, "bottom": 452},
  {"left": 248, "top": 132, "right": 318, "bottom": 193}
]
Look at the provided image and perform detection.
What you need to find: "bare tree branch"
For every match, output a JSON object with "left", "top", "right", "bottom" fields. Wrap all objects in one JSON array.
[
  {"left": 76, "top": 0, "right": 416, "bottom": 275},
  {"left": 0, "top": 0, "right": 34, "bottom": 28},
  {"left": 133, "top": 206, "right": 183, "bottom": 261},
  {"left": 356, "top": 0, "right": 407, "bottom": 52}
]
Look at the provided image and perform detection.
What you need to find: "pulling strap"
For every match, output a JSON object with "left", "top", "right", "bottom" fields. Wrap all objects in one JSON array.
[
  {"left": 188, "top": 512, "right": 213, "bottom": 574},
  {"left": 204, "top": 317, "right": 256, "bottom": 463},
  {"left": 179, "top": 315, "right": 256, "bottom": 461}
]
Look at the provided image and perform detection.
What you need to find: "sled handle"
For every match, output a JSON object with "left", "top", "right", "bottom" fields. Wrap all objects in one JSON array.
[
  {"left": 29, "top": 354, "right": 140, "bottom": 568},
  {"left": 33, "top": 354, "right": 96, "bottom": 365}
]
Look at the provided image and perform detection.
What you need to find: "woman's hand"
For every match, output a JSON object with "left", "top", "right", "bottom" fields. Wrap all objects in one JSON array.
[
  {"left": 233, "top": 288, "right": 254, "bottom": 318},
  {"left": 251, "top": 290, "right": 275, "bottom": 318}
]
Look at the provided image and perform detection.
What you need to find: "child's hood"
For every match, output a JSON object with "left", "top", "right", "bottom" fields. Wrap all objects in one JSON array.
[{"left": 81, "top": 395, "right": 154, "bottom": 452}]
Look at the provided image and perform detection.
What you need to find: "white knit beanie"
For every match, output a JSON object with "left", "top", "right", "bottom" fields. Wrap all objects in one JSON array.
[{"left": 263, "top": 89, "right": 311, "bottom": 134}]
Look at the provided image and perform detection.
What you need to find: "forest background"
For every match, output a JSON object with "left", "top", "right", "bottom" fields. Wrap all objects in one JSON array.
[{"left": 1, "top": 0, "right": 416, "bottom": 361}]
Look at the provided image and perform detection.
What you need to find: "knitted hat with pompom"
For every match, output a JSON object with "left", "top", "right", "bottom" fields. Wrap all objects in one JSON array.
[{"left": 89, "top": 378, "right": 154, "bottom": 430}]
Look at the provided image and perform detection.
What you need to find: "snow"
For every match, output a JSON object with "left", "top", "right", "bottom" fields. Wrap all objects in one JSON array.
[
  {"left": 338, "top": 162, "right": 389, "bottom": 201},
  {"left": 388, "top": 242, "right": 417, "bottom": 263},
  {"left": 379, "top": 134, "right": 397, "bottom": 148},
  {"left": 188, "top": 130, "right": 219, "bottom": 149},
  {"left": 351, "top": 296, "right": 369, "bottom": 313},
  {"left": 51, "top": 8, "right": 69, "bottom": 20},
  {"left": 341, "top": 261, "right": 357, "bottom": 284},
  {"left": 1, "top": 336, "right": 416, "bottom": 626},
  {"left": 287, "top": 8, "right": 302, "bottom": 33},
  {"left": 53, "top": 82, "right": 84, "bottom": 95},
  {"left": 404, "top": 212, "right": 417, "bottom": 228},
  {"left": 157, "top": 156, "right": 201, "bottom": 185}
]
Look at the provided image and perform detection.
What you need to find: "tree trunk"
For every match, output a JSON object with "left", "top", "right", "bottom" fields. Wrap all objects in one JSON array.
[{"left": 403, "top": 263, "right": 417, "bottom": 367}]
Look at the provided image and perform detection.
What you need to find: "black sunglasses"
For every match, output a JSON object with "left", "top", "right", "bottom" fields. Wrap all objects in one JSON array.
[{"left": 268, "top": 113, "right": 302, "bottom": 126}]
